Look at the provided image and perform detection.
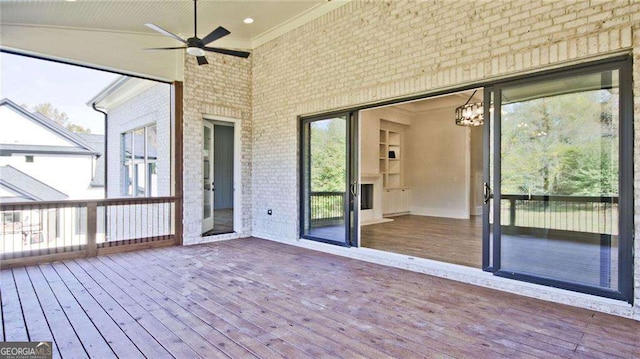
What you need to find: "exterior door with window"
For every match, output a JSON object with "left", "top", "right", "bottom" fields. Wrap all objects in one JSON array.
[
  {"left": 484, "top": 58, "right": 632, "bottom": 302},
  {"left": 301, "top": 113, "right": 358, "bottom": 246}
]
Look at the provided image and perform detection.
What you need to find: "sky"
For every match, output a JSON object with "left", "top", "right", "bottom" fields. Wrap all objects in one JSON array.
[{"left": 1, "top": 52, "right": 120, "bottom": 135}]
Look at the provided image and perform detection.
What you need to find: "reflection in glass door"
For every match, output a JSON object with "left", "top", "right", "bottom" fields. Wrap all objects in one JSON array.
[
  {"left": 301, "top": 114, "right": 357, "bottom": 246},
  {"left": 491, "top": 59, "right": 632, "bottom": 301}
]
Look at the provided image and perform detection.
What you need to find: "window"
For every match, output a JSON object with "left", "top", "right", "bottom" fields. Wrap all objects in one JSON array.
[
  {"left": 1, "top": 211, "right": 21, "bottom": 223},
  {"left": 121, "top": 124, "right": 157, "bottom": 197},
  {"left": 25, "top": 155, "right": 34, "bottom": 163}
]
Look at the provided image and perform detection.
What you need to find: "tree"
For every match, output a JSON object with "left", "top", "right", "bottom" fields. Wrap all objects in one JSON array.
[
  {"left": 500, "top": 89, "right": 618, "bottom": 197},
  {"left": 25, "top": 103, "right": 91, "bottom": 134},
  {"left": 310, "top": 119, "right": 346, "bottom": 192}
]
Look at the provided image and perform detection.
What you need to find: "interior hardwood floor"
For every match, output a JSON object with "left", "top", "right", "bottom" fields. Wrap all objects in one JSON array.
[
  {"left": 361, "top": 215, "right": 483, "bottom": 268},
  {"left": 3, "top": 238, "right": 640, "bottom": 358},
  {"left": 203, "top": 208, "right": 234, "bottom": 236}
]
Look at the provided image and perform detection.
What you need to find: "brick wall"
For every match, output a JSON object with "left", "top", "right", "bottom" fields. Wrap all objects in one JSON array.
[
  {"left": 103, "top": 82, "right": 172, "bottom": 242},
  {"left": 106, "top": 82, "right": 171, "bottom": 198},
  {"left": 248, "top": 0, "right": 640, "bottom": 318},
  {"left": 182, "top": 54, "right": 252, "bottom": 244}
]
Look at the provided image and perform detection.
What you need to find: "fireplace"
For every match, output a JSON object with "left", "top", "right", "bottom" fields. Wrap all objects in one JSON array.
[
  {"left": 361, "top": 184, "right": 373, "bottom": 210},
  {"left": 360, "top": 173, "right": 389, "bottom": 225}
]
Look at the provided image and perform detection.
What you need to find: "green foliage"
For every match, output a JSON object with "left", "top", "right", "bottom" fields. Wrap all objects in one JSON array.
[
  {"left": 65, "top": 123, "right": 92, "bottom": 134},
  {"left": 310, "top": 119, "right": 346, "bottom": 192},
  {"left": 26, "top": 102, "right": 91, "bottom": 134},
  {"left": 501, "top": 90, "right": 618, "bottom": 196}
]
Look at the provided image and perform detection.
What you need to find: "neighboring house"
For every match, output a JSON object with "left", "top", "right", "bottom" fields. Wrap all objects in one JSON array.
[
  {"left": 0, "top": 99, "right": 104, "bottom": 255},
  {"left": 0, "top": 165, "right": 68, "bottom": 203},
  {"left": 77, "top": 133, "right": 106, "bottom": 189},
  {"left": 0, "top": 165, "right": 69, "bottom": 254},
  {"left": 0, "top": 98, "right": 103, "bottom": 199},
  {"left": 87, "top": 77, "right": 171, "bottom": 199}
]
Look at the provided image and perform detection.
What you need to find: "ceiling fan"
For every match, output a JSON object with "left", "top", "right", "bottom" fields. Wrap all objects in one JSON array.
[{"left": 145, "top": 0, "right": 250, "bottom": 65}]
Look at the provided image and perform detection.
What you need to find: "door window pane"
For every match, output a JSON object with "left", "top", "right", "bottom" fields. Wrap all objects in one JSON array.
[
  {"left": 302, "top": 117, "right": 347, "bottom": 243},
  {"left": 499, "top": 70, "right": 620, "bottom": 290},
  {"left": 203, "top": 125, "right": 212, "bottom": 220}
]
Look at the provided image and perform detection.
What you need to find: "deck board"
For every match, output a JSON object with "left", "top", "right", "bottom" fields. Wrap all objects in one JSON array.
[
  {"left": 179, "top": 244, "right": 493, "bottom": 358},
  {"left": 2, "top": 237, "right": 639, "bottom": 359},
  {"left": 11, "top": 267, "right": 61, "bottom": 359},
  {"left": 0, "top": 270, "right": 28, "bottom": 342},
  {"left": 92, "top": 255, "right": 253, "bottom": 359},
  {"left": 130, "top": 250, "right": 359, "bottom": 358},
  {"left": 104, "top": 252, "right": 316, "bottom": 359},
  {"left": 24, "top": 265, "right": 87, "bottom": 358},
  {"left": 221, "top": 240, "right": 576, "bottom": 353},
  {"left": 73, "top": 258, "right": 203, "bottom": 358},
  {"left": 0, "top": 279, "right": 4, "bottom": 341},
  {"left": 133, "top": 249, "right": 412, "bottom": 359},
  {"left": 37, "top": 263, "right": 116, "bottom": 358},
  {"left": 218, "top": 241, "right": 552, "bottom": 358},
  {"left": 62, "top": 260, "right": 173, "bottom": 358},
  {"left": 48, "top": 262, "right": 145, "bottom": 359}
]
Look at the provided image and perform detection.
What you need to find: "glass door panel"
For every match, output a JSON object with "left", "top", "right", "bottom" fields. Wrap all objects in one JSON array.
[
  {"left": 495, "top": 66, "right": 628, "bottom": 297},
  {"left": 202, "top": 122, "right": 214, "bottom": 233},
  {"left": 301, "top": 115, "right": 351, "bottom": 245}
]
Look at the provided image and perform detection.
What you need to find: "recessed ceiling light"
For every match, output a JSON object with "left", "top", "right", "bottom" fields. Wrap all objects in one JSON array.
[{"left": 243, "top": 18, "right": 254, "bottom": 24}]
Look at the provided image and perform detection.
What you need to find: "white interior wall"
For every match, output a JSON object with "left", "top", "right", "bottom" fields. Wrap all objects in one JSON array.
[
  {"left": 406, "top": 107, "right": 470, "bottom": 219},
  {"left": 360, "top": 106, "right": 412, "bottom": 174},
  {"left": 469, "top": 126, "right": 483, "bottom": 215},
  {"left": 359, "top": 110, "right": 381, "bottom": 175}
]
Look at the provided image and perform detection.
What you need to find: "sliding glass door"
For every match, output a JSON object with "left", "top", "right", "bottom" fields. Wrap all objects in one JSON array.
[
  {"left": 487, "top": 58, "right": 632, "bottom": 301},
  {"left": 301, "top": 113, "right": 358, "bottom": 246}
]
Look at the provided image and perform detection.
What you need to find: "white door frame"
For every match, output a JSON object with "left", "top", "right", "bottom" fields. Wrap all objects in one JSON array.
[{"left": 203, "top": 115, "right": 242, "bottom": 235}]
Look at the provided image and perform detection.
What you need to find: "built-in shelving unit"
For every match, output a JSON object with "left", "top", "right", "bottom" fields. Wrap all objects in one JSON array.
[{"left": 379, "top": 128, "right": 402, "bottom": 188}]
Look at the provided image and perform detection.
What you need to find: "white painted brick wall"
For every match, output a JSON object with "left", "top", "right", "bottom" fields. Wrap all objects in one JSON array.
[
  {"left": 182, "top": 54, "right": 252, "bottom": 245},
  {"left": 106, "top": 83, "right": 171, "bottom": 198},
  {"left": 104, "top": 82, "right": 172, "bottom": 242},
  {"left": 247, "top": 0, "right": 640, "bottom": 319}
]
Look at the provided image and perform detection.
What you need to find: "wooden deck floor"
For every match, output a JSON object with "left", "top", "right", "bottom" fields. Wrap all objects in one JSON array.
[{"left": 1, "top": 237, "right": 639, "bottom": 358}]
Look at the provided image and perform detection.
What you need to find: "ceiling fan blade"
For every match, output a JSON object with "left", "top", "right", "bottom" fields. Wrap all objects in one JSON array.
[
  {"left": 201, "top": 26, "right": 231, "bottom": 45},
  {"left": 145, "top": 23, "right": 187, "bottom": 44},
  {"left": 144, "top": 47, "right": 187, "bottom": 51},
  {"left": 203, "top": 47, "right": 251, "bottom": 58},
  {"left": 197, "top": 56, "right": 209, "bottom": 65}
]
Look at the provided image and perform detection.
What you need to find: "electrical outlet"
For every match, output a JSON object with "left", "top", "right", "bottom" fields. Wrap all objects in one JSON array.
[{"left": 267, "top": 209, "right": 272, "bottom": 215}]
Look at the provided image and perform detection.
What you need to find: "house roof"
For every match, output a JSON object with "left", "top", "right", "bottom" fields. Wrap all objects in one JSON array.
[
  {"left": 0, "top": 165, "right": 68, "bottom": 203},
  {"left": 0, "top": 98, "right": 100, "bottom": 157},
  {"left": 87, "top": 76, "right": 157, "bottom": 111},
  {"left": 77, "top": 133, "right": 105, "bottom": 188}
]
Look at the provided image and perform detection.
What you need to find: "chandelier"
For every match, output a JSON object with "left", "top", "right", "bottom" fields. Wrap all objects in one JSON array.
[{"left": 455, "top": 90, "right": 484, "bottom": 126}]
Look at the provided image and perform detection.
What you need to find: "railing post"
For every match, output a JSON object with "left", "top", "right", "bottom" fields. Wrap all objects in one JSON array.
[
  {"left": 509, "top": 198, "right": 516, "bottom": 227},
  {"left": 86, "top": 202, "right": 98, "bottom": 257}
]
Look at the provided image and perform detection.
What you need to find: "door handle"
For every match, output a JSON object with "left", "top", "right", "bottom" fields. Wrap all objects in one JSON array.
[
  {"left": 350, "top": 181, "right": 358, "bottom": 196},
  {"left": 483, "top": 182, "right": 492, "bottom": 204}
]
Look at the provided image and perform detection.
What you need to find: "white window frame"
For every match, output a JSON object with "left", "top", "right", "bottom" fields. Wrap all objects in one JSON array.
[{"left": 121, "top": 123, "right": 157, "bottom": 197}]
